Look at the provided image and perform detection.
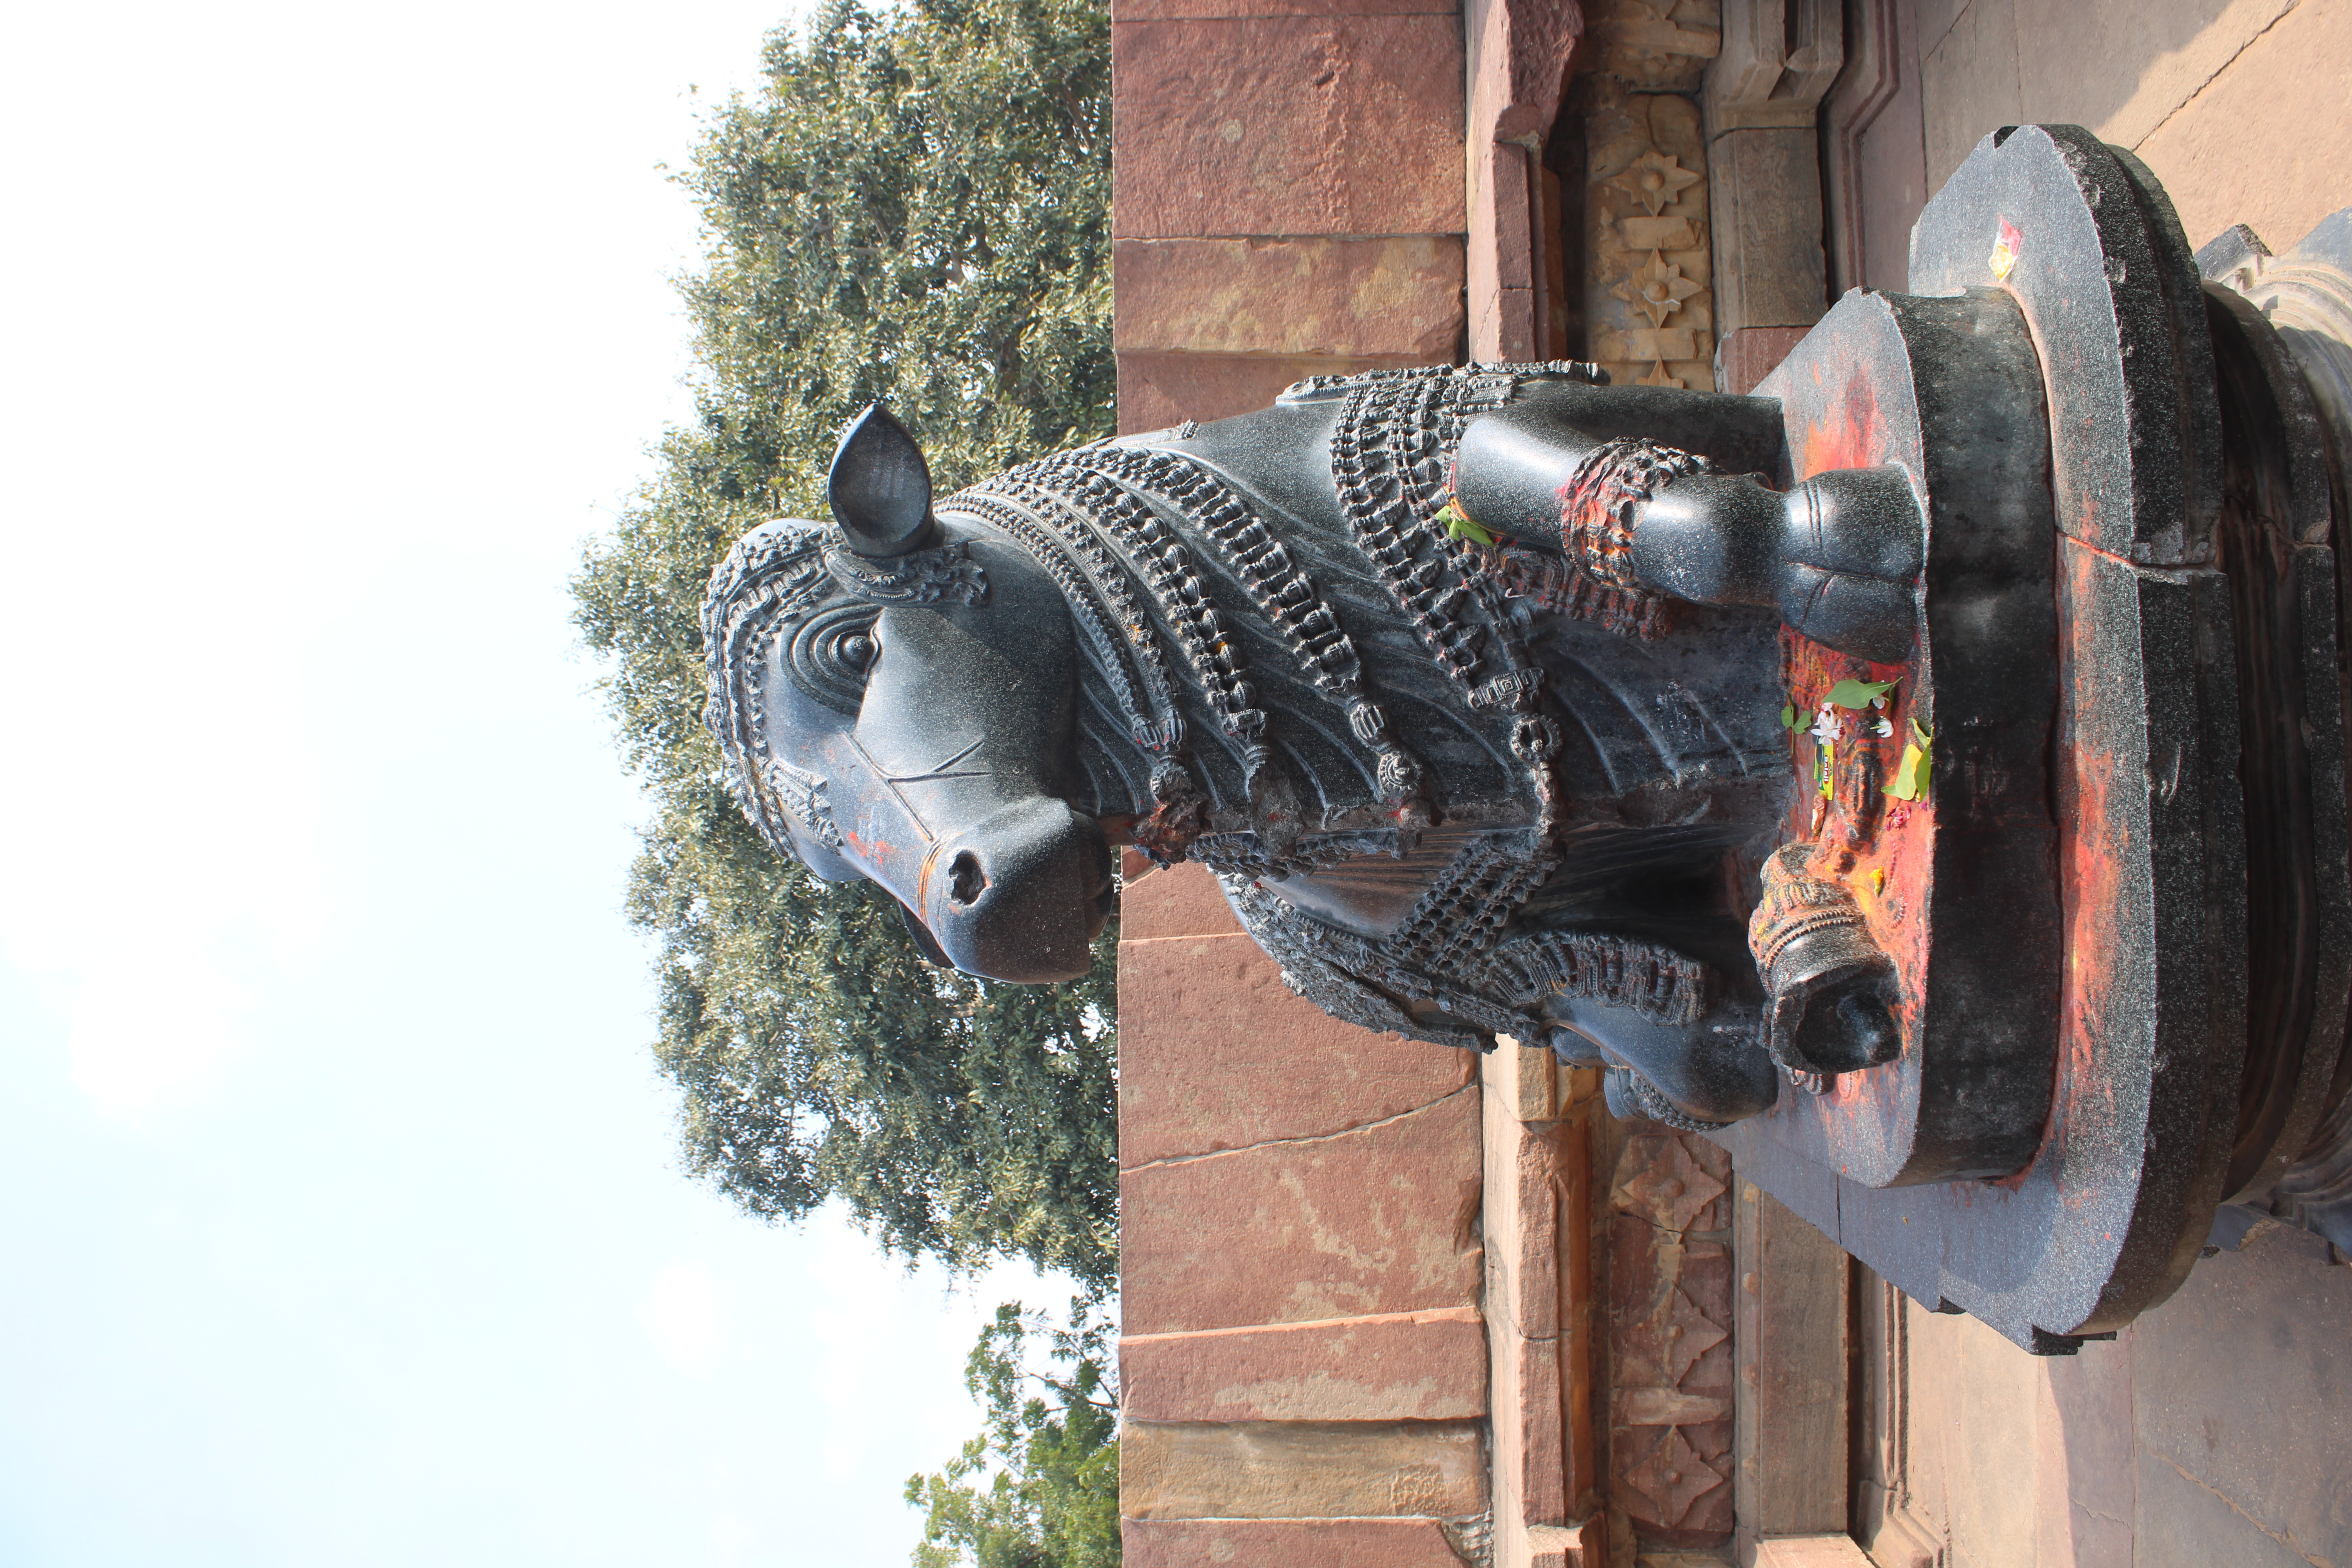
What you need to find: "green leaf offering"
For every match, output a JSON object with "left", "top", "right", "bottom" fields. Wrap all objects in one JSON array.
[
  {"left": 1437, "top": 502, "right": 1495, "bottom": 547},
  {"left": 1780, "top": 703, "right": 1798, "bottom": 730},
  {"left": 1827, "top": 678, "right": 1896, "bottom": 710},
  {"left": 1886, "top": 740, "right": 1931, "bottom": 800}
]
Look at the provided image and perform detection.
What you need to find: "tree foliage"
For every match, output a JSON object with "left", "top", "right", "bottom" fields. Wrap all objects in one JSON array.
[
  {"left": 571, "top": 0, "right": 1120, "bottom": 1286},
  {"left": 907, "top": 1298, "right": 1122, "bottom": 1568}
]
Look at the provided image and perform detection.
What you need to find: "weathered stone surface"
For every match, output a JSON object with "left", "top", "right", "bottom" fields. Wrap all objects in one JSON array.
[
  {"left": 1469, "top": 142, "right": 1540, "bottom": 361},
  {"left": 1609, "top": 1130, "right": 1730, "bottom": 1232},
  {"left": 1753, "top": 1537, "right": 1877, "bottom": 1568},
  {"left": 1614, "top": 1386, "right": 1731, "bottom": 1425},
  {"left": 1518, "top": 1521, "right": 1604, "bottom": 1568},
  {"left": 1917, "top": 0, "right": 2025, "bottom": 189},
  {"left": 2134, "top": 0, "right": 2352, "bottom": 258},
  {"left": 1118, "top": 860, "right": 1245, "bottom": 942},
  {"left": 1123, "top": 1519, "right": 1472, "bottom": 1568},
  {"left": 1122, "top": 1083, "right": 1483, "bottom": 1334},
  {"left": 2125, "top": 1222, "right": 2352, "bottom": 1568},
  {"left": 1484, "top": 1050, "right": 1564, "bottom": 1343},
  {"left": 1713, "top": 325, "right": 1808, "bottom": 396},
  {"left": 1114, "top": 0, "right": 1457, "bottom": 19},
  {"left": 1120, "top": 931, "right": 1473, "bottom": 1167},
  {"left": 1114, "top": 237, "right": 1466, "bottom": 359},
  {"left": 1498, "top": 1031, "right": 1558, "bottom": 1122},
  {"left": 1604, "top": 1124, "right": 1735, "bottom": 1542},
  {"left": 1116, "top": 350, "right": 1425, "bottom": 434},
  {"left": 1121, "top": 1419, "right": 1488, "bottom": 1519},
  {"left": 1733, "top": 1180, "right": 1849, "bottom": 1542},
  {"left": 1465, "top": 0, "right": 1581, "bottom": 145},
  {"left": 1483, "top": 1036, "right": 1610, "bottom": 1566},
  {"left": 1121, "top": 1306, "right": 1486, "bottom": 1421},
  {"left": 2016, "top": 0, "right": 2297, "bottom": 154},
  {"left": 1706, "top": 126, "right": 1827, "bottom": 333},
  {"left": 1112, "top": 16, "right": 1466, "bottom": 238},
  {"left": 1614, "top": 1420, "right": 1733, "bottom": 1534},
  {"left": 1583, "top": 88, "right": 1714, "bottom": 389}
]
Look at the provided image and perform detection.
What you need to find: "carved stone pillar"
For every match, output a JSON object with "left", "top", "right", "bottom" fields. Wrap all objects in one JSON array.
[
  {"left": 1701, "top": 0, "right": 1841, "bottom": 392},
  {"left": 1606, "top": 1122, "right": 1739, "bottom": 1552},
  {"left": 1569, "top": 1, "right": 1724, "bottom": 392}
]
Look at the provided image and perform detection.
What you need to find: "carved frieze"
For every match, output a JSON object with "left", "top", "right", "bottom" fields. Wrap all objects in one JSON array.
[
  {"left": 1606, "top": 1126, "right": 1737, "bottom": 1543},
  {"left": 1570, "top": 3, "right": 1722, "bottom": 391}
]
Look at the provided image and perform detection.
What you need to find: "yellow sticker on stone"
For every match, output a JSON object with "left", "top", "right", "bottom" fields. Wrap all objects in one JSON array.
[{"left": 1989, "top": 216, "right": 2024, "bottom": 282}]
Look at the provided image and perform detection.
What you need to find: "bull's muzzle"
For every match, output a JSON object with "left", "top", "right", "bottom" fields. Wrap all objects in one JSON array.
[{"left": 920, "top": 798, "right": 1113, "bottom": 982}]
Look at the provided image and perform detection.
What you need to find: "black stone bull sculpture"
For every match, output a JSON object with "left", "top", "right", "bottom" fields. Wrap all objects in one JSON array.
[
  {"left": 703, "top": 123, "right": 2352, "bottom": 1346},
  {"left": 702, "top": 363, "right": 1925, "bottom": 1130}
]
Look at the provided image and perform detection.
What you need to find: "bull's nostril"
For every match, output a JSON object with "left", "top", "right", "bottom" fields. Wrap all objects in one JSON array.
[{"left": 947, "top": 850, "right": 986, "bottom": 907}]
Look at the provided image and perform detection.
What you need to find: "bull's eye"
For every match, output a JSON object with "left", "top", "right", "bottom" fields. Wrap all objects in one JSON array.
[
  {"left": 947, "top": 850, "right": 986, "bottom": 906},
  {"left": 786, "top": 603, "right": 884, "bottom": 715}
]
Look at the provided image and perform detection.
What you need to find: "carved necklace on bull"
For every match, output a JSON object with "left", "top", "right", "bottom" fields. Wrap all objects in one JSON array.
[{"left": 947, "top": 366, "right": 1718, "bottom": 1070}]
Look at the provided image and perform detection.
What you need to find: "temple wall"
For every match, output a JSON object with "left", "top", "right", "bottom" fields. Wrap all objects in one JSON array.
[
  {"left": 1109, "top": 0, "right": 1472, "bottom": 434},
  {"left": 1107, "top": 1, "right": 2351, "bottom": 1563},
  {"left": 1116, "top": 860, "right": 1495, "bottom": 1566}
]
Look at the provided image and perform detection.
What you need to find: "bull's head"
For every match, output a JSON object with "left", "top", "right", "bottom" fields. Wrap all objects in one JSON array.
[{"left": 703, "top": 406, "right": 1113, "bottom": 982}]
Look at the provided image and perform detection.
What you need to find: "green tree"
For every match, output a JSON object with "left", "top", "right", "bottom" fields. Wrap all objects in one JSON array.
[
  {"left": 907, "top": 1298, "right": 1122, "bottom": 1568},
  {"left": 570, "top": 0, "right": 1120, "bottom": 1286}
]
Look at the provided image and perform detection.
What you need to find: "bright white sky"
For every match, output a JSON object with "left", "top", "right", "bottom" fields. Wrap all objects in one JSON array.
[{"left": 0, "top": 4, "right": 1071, "bottom": 1564}]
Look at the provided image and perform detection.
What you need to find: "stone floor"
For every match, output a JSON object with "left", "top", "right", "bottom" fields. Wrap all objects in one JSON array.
[{"left": 1856, "top": 1220, "right": 2350, "bottom": 1568}]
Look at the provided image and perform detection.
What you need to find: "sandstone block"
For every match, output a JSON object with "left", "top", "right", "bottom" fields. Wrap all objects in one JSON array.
[
  {"left": 1112, "top": 16, "right": 1466, "bottom": 238},
  {"left": 1115, "top": 237, "right": 1465, "bottom": 359},
  {"left": 2132, "top": 0, "right": 2352, "bottom": 259},
  {"left": 1121, "top": 1419, "right": 1487, "bottom": 1519},
  {"left": 1118, "top": 860, "right": 1245, "bottom": 942},
  {"left": 1120, "top": 1305, "right": 1487, "bottom": 1421},
  {"left": 1114, "top": 0, "right": 1458, "bottom": 20},
  {"left": 1713, "top": 325, "right": 1808, "bottom": 396},
  {"left": 1116, "top": 350, "right": 1428, "bottom": 433},
  {"left": 1124, "top": 1518, "right": 1472, "bottom": 1568},
  {"left": 1707, "top": 126, "right": 1828, "bottom": 334},
  {"left": 1122, "top": 1083, "right": 1483, "bottom": 1333},
  {"left": 1118, "top": 932, "right": 1473, "bottom": 1167},
  {"left": 1753, "top": 1536, "right": 1876, "bottom": 1568}
]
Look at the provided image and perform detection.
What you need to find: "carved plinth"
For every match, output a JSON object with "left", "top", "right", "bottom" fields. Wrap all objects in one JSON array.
[{"left": 1719, "top": 127, "right": 2352, "bottom": 1350}]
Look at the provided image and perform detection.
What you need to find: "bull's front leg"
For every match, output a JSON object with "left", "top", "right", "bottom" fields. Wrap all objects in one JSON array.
[{"left": 1455, "top": 406, "right": 1923, "bottom": 662}]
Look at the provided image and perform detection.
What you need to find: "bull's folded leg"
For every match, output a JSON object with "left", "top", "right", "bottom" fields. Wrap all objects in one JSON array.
[
  {"left": 1541, "top": 987, "right": 1780, "bottom": 1127},
  {"left": 1453, "top": 410, "right": 1924, "bottom": 662},
  {"left": 1747, "top": 844, "right": 1904, "bottom": 1081},
  {"left": 1632, "top": 463, "right": 1923, "bottom": 663}
]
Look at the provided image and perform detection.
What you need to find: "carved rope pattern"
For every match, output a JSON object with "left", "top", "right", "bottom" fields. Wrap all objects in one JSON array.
[
  {"left": 987, "top": 459, "right": 1266, "bottom": 766},
  {"left": 1488, "top": 927, "right": 1713, "bottom": 1028},
  {"left": 822, "top": 539, "right": 987, "bottom": 606},
  {"left": 1555, "top": 436, "right": 1713, "bottom": 638},
  {"left": 939, "top": 490, "right": 1172, "bottom": 755},
  {"left": 702, "top": 525, "right": 837, "bottom": 862},
  {"left": 1046, "top": 444, "right": 1430, "bottom": 809},
  {"left": 1328, "top": 365, "right": 1514, "bottom": 687}
]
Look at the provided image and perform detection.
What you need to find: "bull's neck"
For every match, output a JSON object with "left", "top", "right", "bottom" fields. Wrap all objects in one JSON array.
[{"left": 947, "top": 436, "right": 1551, "bottom": 878}]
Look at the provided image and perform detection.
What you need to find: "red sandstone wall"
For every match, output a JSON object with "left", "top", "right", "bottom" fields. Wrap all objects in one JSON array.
[
  {"left": 1109, "top": 0, "right": 1470, "bottom": 434},
  {"left": 1107, "top": 4, "right": 1541, "bottom": 1557},
  {"left": 1116, "top": 861, "right": 1491, "bottom": 1564}
]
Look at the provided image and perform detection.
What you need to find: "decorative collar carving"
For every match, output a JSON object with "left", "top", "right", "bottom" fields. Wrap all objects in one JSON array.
[{"left": 824, "top": 539, "right": 988, "bottom": 606}]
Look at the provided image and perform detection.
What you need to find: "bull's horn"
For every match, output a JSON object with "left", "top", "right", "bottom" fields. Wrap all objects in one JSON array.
[{"left": 828, "top": 403, "right": 943, "bottom": 558}]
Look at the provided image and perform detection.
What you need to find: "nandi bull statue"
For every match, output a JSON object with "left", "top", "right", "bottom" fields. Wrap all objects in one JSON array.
[
  {"left": 705, "top": 368, "right": 1910, "bottom": 1131},
  {"left": 706, "top": 126, "right": 2352, "bottom": 1346}
]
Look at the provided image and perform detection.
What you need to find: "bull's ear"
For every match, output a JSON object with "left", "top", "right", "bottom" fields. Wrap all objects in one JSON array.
[{"left": 828, "top": 403, "right": 943, "bottom": 558}]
